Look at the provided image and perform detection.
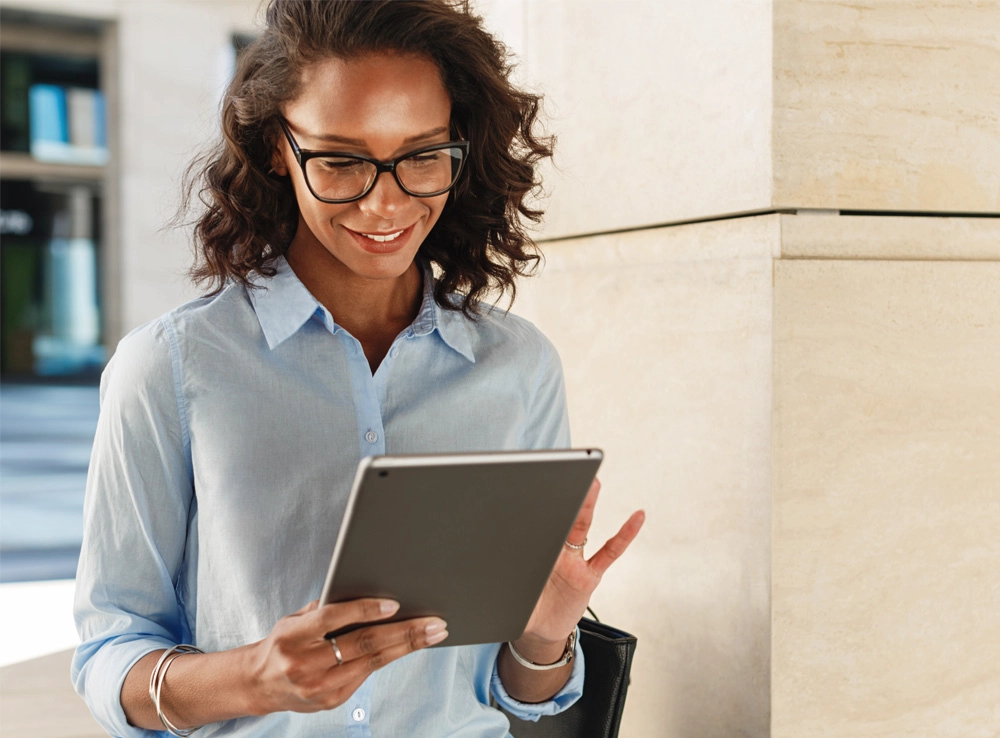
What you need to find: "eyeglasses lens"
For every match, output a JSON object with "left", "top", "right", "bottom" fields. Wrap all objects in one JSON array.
[
  {"left": 304, "top": 147, "right": 465, "bottom": 201},
  {"left": 304, "top": 157, "right": 376, "bottom": 201}
]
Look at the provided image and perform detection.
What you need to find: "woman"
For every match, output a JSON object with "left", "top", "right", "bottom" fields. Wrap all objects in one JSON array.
[{"left": 73, "top": 1, "right": 644, "bottom": 736}]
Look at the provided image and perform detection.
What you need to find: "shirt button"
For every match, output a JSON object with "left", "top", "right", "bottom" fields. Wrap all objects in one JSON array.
[
  {"left": 352, "top": 707, "right": 366, "bottom": 722},
  {"left": 389, "top": 347, "right": 398, "bottom": 358},
  {"left": 365, "top": 430, "right": 378, "bottom": 444}
]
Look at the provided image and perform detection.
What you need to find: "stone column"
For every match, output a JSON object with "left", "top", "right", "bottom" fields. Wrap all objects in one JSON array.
[{"left": 482, "top": 0, "right": 1000, "bottom": 735}]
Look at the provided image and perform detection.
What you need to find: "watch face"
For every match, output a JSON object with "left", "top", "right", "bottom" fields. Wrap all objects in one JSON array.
[{"left": 564, "top": 629, "right": 577, "bottom": 661}]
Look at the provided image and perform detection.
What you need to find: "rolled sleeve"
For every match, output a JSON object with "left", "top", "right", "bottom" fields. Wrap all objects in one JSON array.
[
  {"left": 72, "top": 634, "right": 175, "bottom": 737},
  {"left": 71, "top": 318, "right": 194, "bottom": 737},
  {"left": 489, "top": 628, "right": 585, "bottom": 721}
]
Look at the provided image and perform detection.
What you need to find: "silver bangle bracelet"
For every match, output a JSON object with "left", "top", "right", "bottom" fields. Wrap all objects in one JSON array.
[
  {"left": 148, "top": 644, "right": 205, "bottom": 737},
  {"left": 507, "top": 629, "right": 577, "bottom": 671}
]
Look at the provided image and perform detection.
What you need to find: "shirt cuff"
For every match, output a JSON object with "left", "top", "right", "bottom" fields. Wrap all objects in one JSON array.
[
  {"left": 72, "top": 634, "right": 176, "bottom": 738},
  {"left": 490, "top": 627, "right": 585, "bottom": 722}
]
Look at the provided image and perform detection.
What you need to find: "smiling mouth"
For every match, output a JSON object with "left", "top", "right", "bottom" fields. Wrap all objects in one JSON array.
[{"left": 359, "top": 229, "right": 405, "bottom": 243}]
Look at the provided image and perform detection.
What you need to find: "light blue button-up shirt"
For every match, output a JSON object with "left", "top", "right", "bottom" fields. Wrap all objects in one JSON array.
[{"left": 72, "top": 258, "right": 583, "bottom": 737}]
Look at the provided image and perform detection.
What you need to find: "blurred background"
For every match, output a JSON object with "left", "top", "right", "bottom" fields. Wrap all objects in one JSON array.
[{"left": 0, "top": 1, "right": 997, "bottom": 736}]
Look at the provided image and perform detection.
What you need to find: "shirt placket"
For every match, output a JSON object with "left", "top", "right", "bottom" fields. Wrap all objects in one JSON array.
[
  {"left": 371, "top": 330, "right": 410, "bottom": 429},
  {"left": 337, "top": 332, "right": 380, "bottom": 736},
  {"left": 341, "top": 334, "right": 387, "bottom": 458},
  {"left": 345, "top": 677, "right": 374, "bottom": 738}
]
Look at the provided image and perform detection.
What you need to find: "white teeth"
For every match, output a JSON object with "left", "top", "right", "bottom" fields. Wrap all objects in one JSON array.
[{"left": 361, "top": 230, "right": 404, "bottom": 243}]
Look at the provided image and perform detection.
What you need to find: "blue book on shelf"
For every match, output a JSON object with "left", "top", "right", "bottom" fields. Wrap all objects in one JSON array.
[
  {"left": 29, "top": 84, "right": 69, "bottom": 160},
  {"left": 94, "top": 90, "right": 107, "bottom": 149}
]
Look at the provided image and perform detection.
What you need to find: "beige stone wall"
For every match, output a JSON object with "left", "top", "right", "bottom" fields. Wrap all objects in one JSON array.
[
  {"left": 517, "top": 216, "right": 779, "bottom": 736},
  {"left": 518, "top": 212, "right": 1000, "bottom": 738},
  {"left": 504, "top": 1, "right": 1000, "bottom": 735},
  {"left": 779, "top": 212, "right": 1000, "bottom": 259},
  {"left": 773, "top": 0, "right": 1000, "bottom": 212},
  {"left": 490, "top": 0, "right": 1000, "bottom": 237},
  {"left": 771, "top": 20, "right": 1000, "bottom": 733},
  {"left": 772, "top": 254, "right": 1000, "bottom": 738},
  {"left": 478, "top": 0, "right": 775, "bottom": 239}
]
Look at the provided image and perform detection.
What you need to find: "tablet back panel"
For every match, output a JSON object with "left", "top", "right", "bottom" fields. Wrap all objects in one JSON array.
[{"left": 320, "top": 450, "right": 602, "bottom": 647}]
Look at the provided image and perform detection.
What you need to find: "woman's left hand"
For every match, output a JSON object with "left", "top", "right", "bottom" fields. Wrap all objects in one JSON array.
[{"left": 519, "top": 478, "right": 645, "bottom": 651}]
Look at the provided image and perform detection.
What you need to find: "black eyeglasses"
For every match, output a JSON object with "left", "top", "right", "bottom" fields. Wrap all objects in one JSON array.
[{"left": 278, "top": 118, "right": 469, "bottom": 204}]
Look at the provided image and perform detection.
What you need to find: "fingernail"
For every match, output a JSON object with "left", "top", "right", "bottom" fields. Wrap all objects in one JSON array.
[
  {"left": 380, "top": 600, "right": 400, "bottom": 615},
  {"left": 425, "top": 619, "right": 447, "bottom": 635},
  {"left": 426, "top": 629, "right": 449, "bottom": 645}
]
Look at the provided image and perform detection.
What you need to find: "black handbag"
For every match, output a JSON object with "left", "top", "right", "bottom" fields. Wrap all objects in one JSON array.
[{"left": 502, "top": 611, "right": 638, "bottom": 738}]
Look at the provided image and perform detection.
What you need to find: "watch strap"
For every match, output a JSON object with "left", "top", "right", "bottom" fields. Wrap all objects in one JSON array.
[{"left": 507, "top": 628, "right": 577, "bottom": 671}]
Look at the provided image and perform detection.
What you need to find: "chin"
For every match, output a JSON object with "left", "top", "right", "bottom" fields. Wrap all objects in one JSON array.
[{"left": 339, "top": 248, "right": 423, "bottom": 283}]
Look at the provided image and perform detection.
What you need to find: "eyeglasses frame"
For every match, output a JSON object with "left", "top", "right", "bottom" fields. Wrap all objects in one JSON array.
[{"left": 277, "top": 117, "right": 470, "bottom": 204}]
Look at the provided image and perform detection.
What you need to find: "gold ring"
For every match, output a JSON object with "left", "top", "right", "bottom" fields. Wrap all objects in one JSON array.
[{"left": 328, "top": 636, "right": 344, "bottom": 666}]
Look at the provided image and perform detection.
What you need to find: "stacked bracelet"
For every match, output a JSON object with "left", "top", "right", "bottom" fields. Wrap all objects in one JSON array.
[{"left": 148, "top": 644, "right": 205, "bottom": 737}]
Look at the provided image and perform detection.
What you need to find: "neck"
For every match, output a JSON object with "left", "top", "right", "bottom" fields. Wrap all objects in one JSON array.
[{"left": 284, "top": 231, "right": 423, "bottom": 349}]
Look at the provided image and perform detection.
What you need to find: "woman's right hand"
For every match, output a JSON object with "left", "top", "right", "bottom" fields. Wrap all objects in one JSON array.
[
  {"left": 123, "top": 598, "right": 446, "bottom": 730},
  {"left": 247, "top": 598, "right": 448, "bottom": 715}
]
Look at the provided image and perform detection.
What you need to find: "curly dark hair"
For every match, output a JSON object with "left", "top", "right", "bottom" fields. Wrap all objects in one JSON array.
[{"left": 182, "top": 0, "right": 554, "bottom": 316}]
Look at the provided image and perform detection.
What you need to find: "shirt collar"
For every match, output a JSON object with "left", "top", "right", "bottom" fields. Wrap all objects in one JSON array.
[
  {"left": 414, "top": 262, "right": 476, "bottom": 363},
  {"left": 248, "top": 257, "right": 475, "bottom": 362},
  {"left": 248, "top": 257, "right": 322, "bottom": 350}
]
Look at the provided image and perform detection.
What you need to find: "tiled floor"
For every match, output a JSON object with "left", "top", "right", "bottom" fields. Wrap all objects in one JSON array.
[
  {"left": 0, "top": 581, "right": 103, "bottom": 735},
  {"left": 0, "top": 649, "right": 104, "bottom": 737}
]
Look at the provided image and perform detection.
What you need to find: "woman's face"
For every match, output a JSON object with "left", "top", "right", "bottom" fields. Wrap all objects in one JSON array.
[{"left": 274, "top": 53, "right": 453, "bottom": 283}]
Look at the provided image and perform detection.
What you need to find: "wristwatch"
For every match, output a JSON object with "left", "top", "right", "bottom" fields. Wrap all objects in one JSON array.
[{"left": 507, "top": 629, "right": 577, "bottom": 670}]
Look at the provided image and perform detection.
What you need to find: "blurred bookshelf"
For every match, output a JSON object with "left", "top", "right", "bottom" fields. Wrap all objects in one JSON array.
[{"left": 0, "top": 10, "right": 119, "bottom": 381}]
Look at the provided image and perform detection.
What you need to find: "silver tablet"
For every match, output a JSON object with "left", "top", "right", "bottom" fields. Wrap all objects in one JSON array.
[{"left": 319, "top": 448, "right": 603, "bottom": 647}]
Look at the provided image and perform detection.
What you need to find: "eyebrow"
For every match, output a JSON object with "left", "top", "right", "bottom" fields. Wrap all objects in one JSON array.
[{"left": 304, "top": 126, "right": 451, "bottom": 147}]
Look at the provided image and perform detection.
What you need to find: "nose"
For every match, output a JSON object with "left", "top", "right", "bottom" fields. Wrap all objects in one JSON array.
[{"left": 357, "top": 170, "right": 410, "bottom": 219}]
